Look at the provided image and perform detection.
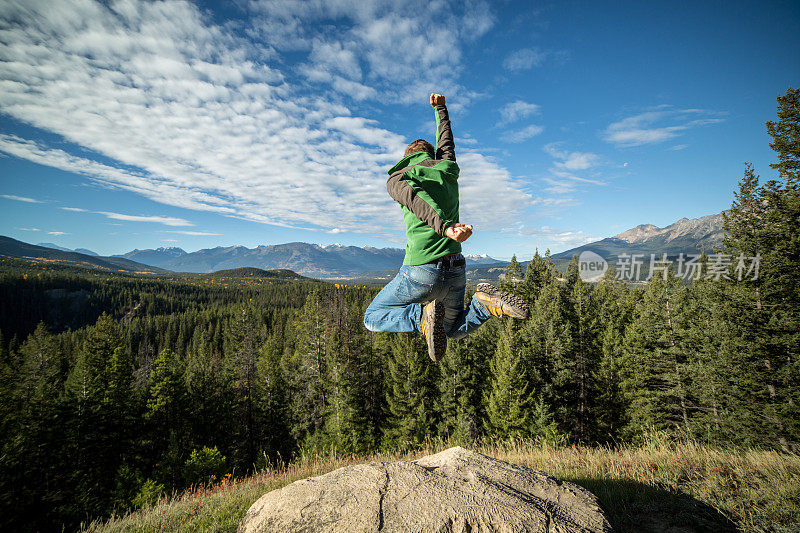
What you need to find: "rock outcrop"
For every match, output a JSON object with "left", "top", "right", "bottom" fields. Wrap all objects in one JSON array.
[{"left": 239, "top": 447, "right": 614, "bottom": 532}]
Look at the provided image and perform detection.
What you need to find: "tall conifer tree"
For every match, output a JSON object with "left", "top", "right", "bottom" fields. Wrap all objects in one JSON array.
[
  {"left": 484, "top": 320, "right": 532, "bottom": 439},
  {"left": 384, "top": 333, "right": 438, "bottom": 447}
]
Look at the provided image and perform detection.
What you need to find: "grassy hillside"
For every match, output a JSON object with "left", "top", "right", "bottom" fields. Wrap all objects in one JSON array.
[{"left": 84, "top": 434, "right": 800, "bottom": 533}]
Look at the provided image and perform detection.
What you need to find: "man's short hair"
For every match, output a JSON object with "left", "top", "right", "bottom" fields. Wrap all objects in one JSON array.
[{"left": 404, "top": 139, "right": 434, "bottom": 159}]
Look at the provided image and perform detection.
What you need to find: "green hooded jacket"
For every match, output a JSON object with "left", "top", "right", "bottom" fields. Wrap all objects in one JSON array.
[{"left": 386, "top": 104, "right": 461, "bottom": 265}]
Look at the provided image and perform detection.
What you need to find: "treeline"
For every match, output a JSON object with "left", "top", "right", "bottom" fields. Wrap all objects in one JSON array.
[
  {"left": 0, "top": 271, "right": 323, "bottom": 531},
  {"left": 0, "top": 89, "right": 797, "bottom": 532},
  {"left": 0, "top": 264, "right": 310, "bottom": 344}
]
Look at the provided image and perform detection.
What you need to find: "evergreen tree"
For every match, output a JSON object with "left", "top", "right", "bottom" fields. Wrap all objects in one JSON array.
[
  {"left": 766, "top": 87, "right": 799, "bottom": 186},
  {"left": 591, "top": 266, "right": 637, "bottom": 441},
  {"left": 319, "top": 289, "right": 378, "bottom": 454},
  {"left": 105, "top": 346, "right": 133, "bottom": 410},
  {"left": 383, "top": 333, "right": 438, "bottom": 447},
  {"left": 761, "top": 90, "right": 800, "bottom": 449},
  {"left": 722, "top": 163, "right": 761, "bottom": 256},
  {"left": 500, "top": 254, "right": 523, "bottom": 292},
  {"left": 526, "top": 276, "right": 569, "bottom": 437},
  {"left": 227, "top": 305, "right": 262, "bottom": 470},
  {"left": 621, "top": 270, "right": 693, "bottom": 438},
  {"left": 63, "top": 314, "right": 127, "bottom": 520},
  {"left": 255, "top": 333, "right": 293, "bottom": 463},
  {"left": 284, "top": 289, "right": 329, "bottom": 443},
  {"left": 437, "top": 327, "right": 489, "bottom": 444},
  {"left": 563, "top": 256, "right": 600, "bottom": 443},
  {"left": 184, "top": 334, "right": 232, "bottom": 458},
  {"left": 66, "top": 313, "right": 122, "bottom": 403},
  {"left": 682, "top": 262, "right": 754, "bottom": 444},
  {"left": 145, "top": 348, "right": 186, "bottom": 486},
  {"left": 484, "top": 320, "right": 532, "bottom": 439},
  {"left": 523, "top": 249, "right": 556, "bottom": 303},
  {"left": 0, "top": 323, "right": 70, "bottom": 530},
  {"left": 718, "top": 87, "right": 800, "bottom": 450},
  {"left": 104, "top": 345, "right": 140, "bottom": 512}
]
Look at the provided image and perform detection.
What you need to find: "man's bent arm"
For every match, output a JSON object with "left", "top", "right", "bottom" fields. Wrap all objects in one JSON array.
[
  {"left": 434, "top": 104, "right": 456, "bottom": 161},
  {"left": 386, "top": 170, "right": 452, "bottom": 237}
]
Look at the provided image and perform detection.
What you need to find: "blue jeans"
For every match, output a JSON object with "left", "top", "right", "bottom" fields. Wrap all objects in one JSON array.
[{"left": 363, "top": 257, "right": 491, "bottom": 340}]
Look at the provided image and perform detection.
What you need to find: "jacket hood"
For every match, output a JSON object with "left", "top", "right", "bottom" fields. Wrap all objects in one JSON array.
[{"left": 387, "top": 151, "right": 431, "bottom": 174}]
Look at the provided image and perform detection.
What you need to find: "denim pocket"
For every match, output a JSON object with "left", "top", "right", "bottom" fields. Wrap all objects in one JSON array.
[
  {"left": 398, "top": 265, "right": 438, "bottom": 301},
  {"left": 406, "top": 264, "right": 439, "bottom": 282}
]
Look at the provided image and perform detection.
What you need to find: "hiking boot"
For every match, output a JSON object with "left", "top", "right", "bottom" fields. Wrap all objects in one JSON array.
[
  {"left": 420, "top": 300, "right": 446, "bottom": 362},
  {"left": 475, "top": 283, "right": 530, "bottom": 319}
]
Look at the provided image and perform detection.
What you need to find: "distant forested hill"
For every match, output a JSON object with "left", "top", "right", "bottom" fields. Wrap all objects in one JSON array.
[{"left": 0, "top": 236, "right": 165, "bottom": 273}]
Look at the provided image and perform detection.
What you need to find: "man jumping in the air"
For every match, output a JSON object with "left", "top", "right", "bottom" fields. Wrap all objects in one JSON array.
[{"left": 363, "top": 93, "right": 529, "bottom": 362}]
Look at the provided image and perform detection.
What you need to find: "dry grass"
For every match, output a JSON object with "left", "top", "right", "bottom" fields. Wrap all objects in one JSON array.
[
  {"left": 84, "top": 435, "right": 800, "bottom": 533},
  {"left": 484, "top": 435, "right": 800, "bottom": 532}
]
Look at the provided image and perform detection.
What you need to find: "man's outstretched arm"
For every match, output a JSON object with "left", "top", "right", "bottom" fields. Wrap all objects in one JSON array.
[{"left": 431, "top": 93, "right": 455, "bottom": 161}]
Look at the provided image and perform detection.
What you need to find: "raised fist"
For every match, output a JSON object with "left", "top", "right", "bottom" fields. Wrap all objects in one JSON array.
[{"left": 430, "top": 93, "right": 446, "bottom": 107}]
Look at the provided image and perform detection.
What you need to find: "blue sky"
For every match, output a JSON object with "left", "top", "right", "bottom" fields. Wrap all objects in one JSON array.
[{"left": 1, "top": 0, "right": 798, "bottom": 260}]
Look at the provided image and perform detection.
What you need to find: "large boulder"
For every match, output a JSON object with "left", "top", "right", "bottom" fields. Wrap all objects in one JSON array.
[{"left": 239, "top": 446, "right": 614, "bottom": 532}]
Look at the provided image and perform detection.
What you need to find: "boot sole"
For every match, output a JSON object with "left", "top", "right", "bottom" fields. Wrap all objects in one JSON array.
[
  {"left": 476, "top": 283, "right": 530, "bottom": 319},
  {"left": 424, "top": 300, "right": 447, "bottom": 362}
]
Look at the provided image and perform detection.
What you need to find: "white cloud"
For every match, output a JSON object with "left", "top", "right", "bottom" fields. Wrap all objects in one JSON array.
[
  {"left": 98, "top": 212, "right": 193, "bottom": 226},
  {"left": 0, "top": 134, "right": 242, "bottom": 216},
  {"left": 1, "top": 194, "right": 41, "bottom": 203},
  {"left": 0, "top": 0, "right": 526, "bottom": 238},
  {"left": 530, "top": 197, "right": 578, "bottom": 208},
  {"left": 308, "top": 40, "right": 363, "bottom": 81},
  {"left": 250, "top": 0, "right": 494, "bottom": 104},
  {"left": 544, "top": 143, "right": 601, "bottom": 172},
  {"left": 16, "top": 227, "right": 40, "bottom": 231},
  {"left": 60, "top": 206, "right": 88, "bottom": 212},
  {"left": 458, "top": 150, "right": 531, "bottom": 228},
  {"left": 502, "top": 48, "right": 547, "bottom": 71},
  {"left": 47, "top": 231, "right": 70, "bottom": 236},
  {"left": 497, "top": 100, "right": 540, "bottom": 127},
  {"left": 324, "top": 117, "right": 404, "bottom": 149},
  {"left": 518, "top": 225, "right": 598, "bottom": 248},
  {"left": 603, "top": 108, "right": 724, "bottom": 147},
  {"left": 540, "top": 143, "right": 605, "bottom": 196},
  {"left": 455, "top": 136, "right": 478, "bottom": 146},
  {"left": 542, "top": 177, "right": 578, "bottom": 195},
  {"left": 499, "top": 124, "right": 544, "bottom": 143},
  {"left": 166, "top": 230, "right": 222, "bottom": 236}
]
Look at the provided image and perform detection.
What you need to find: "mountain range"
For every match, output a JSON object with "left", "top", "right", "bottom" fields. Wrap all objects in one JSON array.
[
  {"left": 550, "top": 212, "right": 725, "bottom": 261},
  {"left": 116, "top": 243, "right": 506, "bottom": 277},
  {"left": 6, "top": 212, "right": 726, "bottom": 280}
]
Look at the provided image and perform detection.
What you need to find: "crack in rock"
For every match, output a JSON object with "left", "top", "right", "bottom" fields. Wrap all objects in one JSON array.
[{"left": 377, "top": 468, "right": 389, "bottom": 531}]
